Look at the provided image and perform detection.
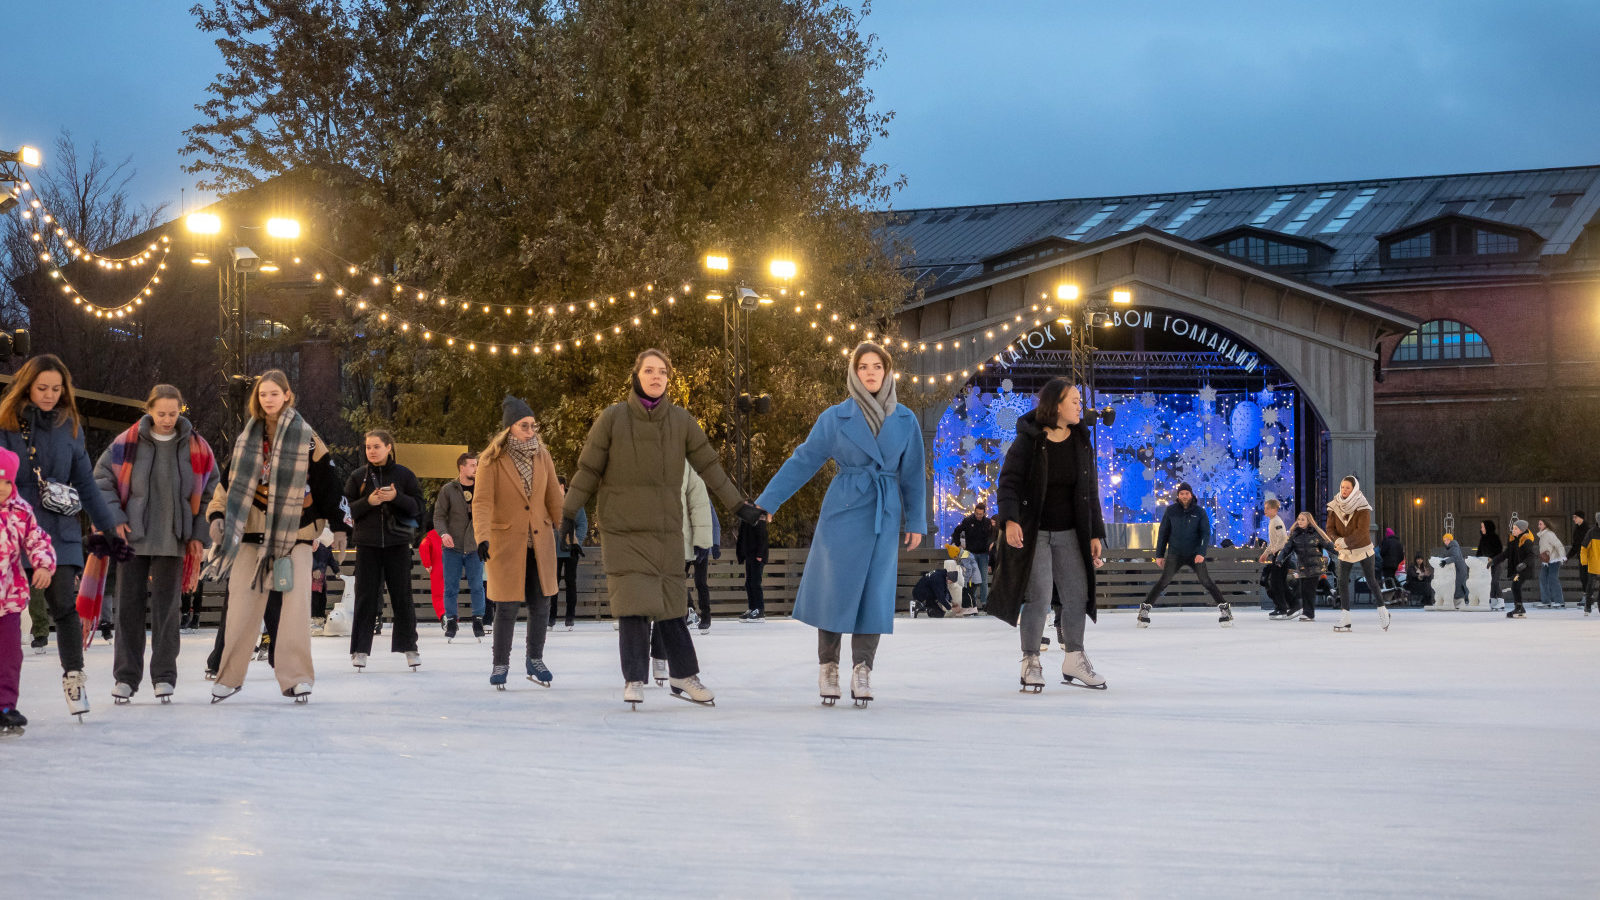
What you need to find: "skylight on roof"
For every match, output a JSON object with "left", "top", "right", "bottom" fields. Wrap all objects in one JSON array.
[
  {"left": 1281, "top": 190, "right": 1338, "bottom": 235},
  {"left": 1319, "top": 187, "right": 1379, "bottom": 234},
  {"left": 1251, "top": 193, "right": 1298, "bottom": 226},
  {"left": 1116, "top": 200, "right": 1167, "bottom": 233},
  {"left": 1065, "top": 203, "right": 1120, "bottom": 239},
  {"left": 1161, "top": 197, "right": 1212, "bottom": 233}
]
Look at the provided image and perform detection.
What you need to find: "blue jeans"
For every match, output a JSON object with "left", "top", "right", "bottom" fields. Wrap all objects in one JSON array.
[
  {"left": 971, "top": 552, "right": 990, "bottom": 606},
  {"left": 440, "top": 547, "right": 487, "bottom": 619},
  {"left": 1539, "top": 561, "right": 1564, "bottom": 606}
]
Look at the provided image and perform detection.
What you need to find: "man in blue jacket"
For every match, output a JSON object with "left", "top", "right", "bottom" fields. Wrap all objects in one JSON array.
[{"left": 1140, "top": 482, "right": 1231, "bottom": 627}]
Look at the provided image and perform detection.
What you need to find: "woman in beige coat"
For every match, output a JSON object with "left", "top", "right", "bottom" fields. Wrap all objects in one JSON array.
[
  {"left": 471, "top": 396, "right": 564, "bottom": 689},
  {"left": 561, "top": 348, "right": 766, "bottom": 708}
]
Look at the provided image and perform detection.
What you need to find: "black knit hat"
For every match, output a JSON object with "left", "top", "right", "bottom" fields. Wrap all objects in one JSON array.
[
  {"left": 502, "top": 395, "right": 536, "bottom": 427},
  {"left": 1175, "top": 482, "right": 1194, "bottom": 495}
]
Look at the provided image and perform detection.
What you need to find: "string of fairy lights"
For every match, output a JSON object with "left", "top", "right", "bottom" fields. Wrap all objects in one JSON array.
[
  {"left": 7, "top": 179, "right": 175, "bottom": 319},
  {"left": 1, "top": 170, "right": 1060, "bottom": 383}
]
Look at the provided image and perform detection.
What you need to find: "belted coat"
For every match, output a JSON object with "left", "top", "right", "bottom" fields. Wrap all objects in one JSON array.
[{"left": 755, "top": 399, "right": 927, "bottom": 635}]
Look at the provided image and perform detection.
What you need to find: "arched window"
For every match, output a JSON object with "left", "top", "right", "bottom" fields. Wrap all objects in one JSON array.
[{"left": 1391, "top": 320, "right": 1491, "bottom": 365}]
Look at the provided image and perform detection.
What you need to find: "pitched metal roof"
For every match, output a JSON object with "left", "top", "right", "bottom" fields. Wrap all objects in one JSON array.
[{"left": 880, "top": 164, "right": 1600, "bottom": 291}]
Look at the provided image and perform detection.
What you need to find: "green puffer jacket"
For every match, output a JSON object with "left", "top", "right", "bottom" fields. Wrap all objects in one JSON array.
[{"left": 563, "top": 393, "right": 743, "bottom": 619}]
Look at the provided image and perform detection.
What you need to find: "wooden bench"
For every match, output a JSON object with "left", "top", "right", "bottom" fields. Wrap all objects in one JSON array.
[{"left": 178, "top": 547, "right": 1593, "bottom": 626}]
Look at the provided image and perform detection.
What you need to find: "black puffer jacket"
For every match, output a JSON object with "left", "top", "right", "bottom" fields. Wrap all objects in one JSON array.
[
  {"left": 1155, "top": 500, "right": 1211, "bottom": 560},
  {"left": 1275, "top": 525, "right": 1334, "bottom": 578},
  {"left": 344, "top": 461, "right": 424, "bottom": 548}
]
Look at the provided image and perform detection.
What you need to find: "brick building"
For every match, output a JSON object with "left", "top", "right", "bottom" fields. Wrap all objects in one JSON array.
[{"left": 879, "top": 165, "right": 1600, "bottom": 492}]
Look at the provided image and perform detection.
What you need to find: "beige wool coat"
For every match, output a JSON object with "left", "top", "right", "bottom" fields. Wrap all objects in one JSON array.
[
  {"left": 563, "top": 393, "right": 742, "bottom": 619},
  {"left": 472, "top": 446, "right": 564, "bottom": 601}
]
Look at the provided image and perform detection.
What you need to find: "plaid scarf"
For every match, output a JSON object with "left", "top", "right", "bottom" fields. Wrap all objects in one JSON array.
[
  {"left": 205, "top": 409, "right": 313, "bottom": 589},
  {"left": 508, "top": 434, "right": 540, "bottom": 497},
  {"left": 105, "top": 418, "right": 218, "bottom": 513}
]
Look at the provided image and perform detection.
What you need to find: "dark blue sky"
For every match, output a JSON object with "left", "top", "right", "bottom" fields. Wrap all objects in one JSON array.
[{"left": 8, "top": 1, "right": 1600, "bottom": 215}]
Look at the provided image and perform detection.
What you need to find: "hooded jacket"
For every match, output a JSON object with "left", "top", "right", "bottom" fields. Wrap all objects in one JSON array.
[{"left": 1475, "top": 521, "right": 1502, "bottom": 559}]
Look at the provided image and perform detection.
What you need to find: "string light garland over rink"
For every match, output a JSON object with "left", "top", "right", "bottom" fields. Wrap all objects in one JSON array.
[
  {"left": 321, "top": 247, "right": 1038, "bottom": 366},
  {"left": 3, "top": 614, "right": 1596, "bottom": 896},
  {"left": 6, "top": 181, "right": 174, "bottom": 319}
]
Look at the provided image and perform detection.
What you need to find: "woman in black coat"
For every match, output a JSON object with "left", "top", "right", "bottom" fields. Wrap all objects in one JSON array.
[
  {"left": 343, "top": 429, "right": 425, "bottom": 671},
  {"left": 990, "top": 378, "right": 1106, "bottom": 692}
]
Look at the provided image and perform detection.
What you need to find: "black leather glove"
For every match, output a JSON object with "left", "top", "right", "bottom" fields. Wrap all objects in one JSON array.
[
  {"left": 694, "top": 546, "right": 710, "bottom": 565},
  {"left": 477, "top": 541, "right": 491, "bottom": 562},
  {"left": 736, "top": 501, "right": 767, "bottom": 526},
  {"left": 560, "top": 517, "right": 577, "bottom": 546}
]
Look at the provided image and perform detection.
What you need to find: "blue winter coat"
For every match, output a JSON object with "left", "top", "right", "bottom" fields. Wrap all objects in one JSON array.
[
  {"left": 755, "top": 399, "right": 927, "bottom": 635},
  {"left": 0, "top": 405, "right": 119, "bottom": 569}
]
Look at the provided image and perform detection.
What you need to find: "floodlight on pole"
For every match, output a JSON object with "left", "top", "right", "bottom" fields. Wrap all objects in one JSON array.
[
  {"left": 704, "top": 254, "right": 730, "bottom": 272},
  {"left": 16, "top": 146, "right": 42, "bottom": 167},
  {"left": 1056, "top": 283, "right": 1081, "bottom": 301},
  {"left": 1111, "top": 288, "right": 1133, "bottom": 304},
  {"left": 768, "top": 259, "right": 797, "bottom": 280},
  {"left": 265, "top": 217, "right": 301, "bottom": 239},
  {"left": 186, "top": 213, "right": 222, "bottom": 235}
]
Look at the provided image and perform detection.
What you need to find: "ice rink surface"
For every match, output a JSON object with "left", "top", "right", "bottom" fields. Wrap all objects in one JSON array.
[{"left": 3, "top": 607, "right": 1597, "bottom": 898}]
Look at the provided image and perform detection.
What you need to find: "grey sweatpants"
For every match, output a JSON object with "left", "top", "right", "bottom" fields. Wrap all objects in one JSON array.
[
  {"left": 1335, "top": 554, "right": 1382, "bottom": 612},
  {"left": 818, "top": 630, "right": 881, "bottom": 669},
  {"left": 1022, "top": 529, "right": 1089, "bottom": 653},
  {"left": 113, "top": 554, "right": 186, "bottom": 690}
]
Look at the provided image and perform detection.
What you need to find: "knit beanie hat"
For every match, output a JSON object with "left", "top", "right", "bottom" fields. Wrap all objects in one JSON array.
[
  {"left": 1513, "top": 519, "right": 1529, "bottom": 534},
  {"left": 502, "top": 395, "right": 536, "bottom": 427},
  {"left": 1175, "top": 482, "right": 1194, "bottom": 496}
]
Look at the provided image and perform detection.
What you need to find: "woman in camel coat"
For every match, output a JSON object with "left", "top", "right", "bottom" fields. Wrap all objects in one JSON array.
[{"left": 471, "top": 396, "right": 564, "bottom": 688}]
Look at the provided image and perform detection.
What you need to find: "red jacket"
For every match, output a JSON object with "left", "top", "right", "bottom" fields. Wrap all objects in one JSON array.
[{"left": 418, "top": 530, "right": 445, "bottom": 619}]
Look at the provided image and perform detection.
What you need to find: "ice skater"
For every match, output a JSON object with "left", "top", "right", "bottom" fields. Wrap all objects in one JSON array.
[
  {"left": 561, "top": 349, "right": 764, "bottom": 709},
  {"left": 473, "top": 397, "right": 565, "bottom": 689},
  {"left": 988, "top": 378, "right": 1107, "bottom": 692},
  {"left": 0, "top": 354, "right": 120, "bottom": 717},
  {"left": 1325, "top": 476, "right": 1390, "bottom": 632},
  {"left": 1275, "top": 512, "right": 1334, "bottom": 621},
  {"left": 0, "top": 447, "right": 57, "bottom": 736},
  {"left": 1138, "top": 483, "right": 1231, "bottom": 627},
  {"left": 1440, "top": 532, "right": 1470, "bottom": 609},
  {"left": 205, "top": 370, "right": 351, "bottom": 704},
  {"left": 433, "top": 452, "right": 488, "bottom": 640},
  {"left": 753, "top": 341, "right": 926, "bottom": 707},
  {"left": 344, "top": 430, "right": 426, "bottom": 672},
  {"left": 1490, "top": 519, "right": 1536, "bottom": 619},
  {"left": 93, "top": 385, "right": 220, "bottom": 705},
  {"left": 1259, "top": 498, "right": 1292, "bottom": 619}
]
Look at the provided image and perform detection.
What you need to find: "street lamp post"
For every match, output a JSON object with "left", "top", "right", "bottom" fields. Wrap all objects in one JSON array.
[
  {"left": 187, "top": 213, "right": 300, "bottom": 436},
  {"left": 703, "top": 253, "right": 789, "bottom": 495},
  {"left": 1055, "top": 282, "right": 1127, "bottom": 425}
]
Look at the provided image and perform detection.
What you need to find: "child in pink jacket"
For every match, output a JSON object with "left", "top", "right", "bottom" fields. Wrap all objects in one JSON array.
[{"left": 0, "top": 446, "right": 57, "bottom": 735}]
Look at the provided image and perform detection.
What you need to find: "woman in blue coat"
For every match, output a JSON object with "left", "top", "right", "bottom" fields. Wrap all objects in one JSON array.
[
  {"left": 754, "top": 342, "right": 926, "bottom": 707},
  {"left": 0, "top": 355, "right": 119, "bottom": 718}
]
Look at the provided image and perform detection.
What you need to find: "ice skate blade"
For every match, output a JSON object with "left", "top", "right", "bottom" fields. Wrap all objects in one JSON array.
[
  {"left": 73, "top": 712, "right": 87, "bottom": 722},
  {"left": 409, "top": 665, "right": 420, "bottom": 672},
  {"left": 669, "top": 690, "right": 714, "bottom": 706},
  {"left": 1136, "top": 621, "right": 1150, "bottom": 629},
  {"left": 1219, "top": 620, "right": 1234, "bottom": 628},
  {"left": 494, "top": 684, "right": 506, "bottom": 691},
  {"left": 1061, "top": 677, "right": 1107, "bottom": 690},
  {"left": 820, "top": 696, "right": 838, "bottom": 706},
  {"left": 204, "top": 671, "right": 217, "bottom": 681},
  {"left": 0, "top": 726, "right": 22, "bottom": 736},
  {"left": 294, "top": 695, "right": 310, "bottom": 704},
  {"left": 1020, "top": 683, "right": 1043, "bottom": 693},
  {"left": 527, "top": 677, "right": 552, "bottom": 687},
  {"left": 1333, "top": 625, "right": 1351, "bottom": 632},
  {"left": 113, "top": 697, "right": 130, "bottom": 705},
  {"left": 852, "top": 697, "right": 871, "bottom": 708},
  {"left": 654, "top": 678, "right": 665, "bottom": 686},
  {"left": 627, "top": 700, "right": 641, "bottom": 710}
]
